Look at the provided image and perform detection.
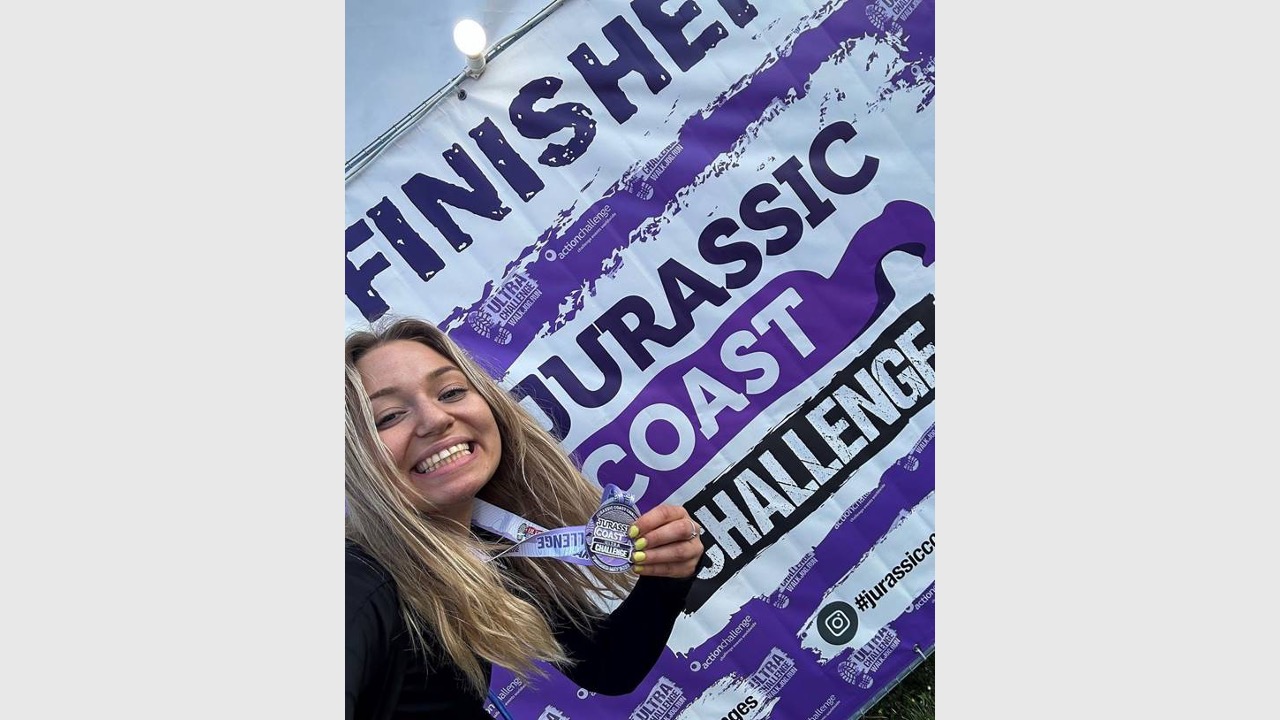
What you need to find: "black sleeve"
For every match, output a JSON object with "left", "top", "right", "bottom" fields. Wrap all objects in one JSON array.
[
  {"left": 554, "top": 574, "right": 695, "bottom": 695},
  {"left": 346, "top": 545, "right": 404, "bottom": 720}
]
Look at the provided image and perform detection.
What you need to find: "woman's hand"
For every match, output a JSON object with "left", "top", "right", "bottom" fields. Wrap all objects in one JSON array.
[{"left": 628, "top": 504, "right": 704, "bottom": 579}]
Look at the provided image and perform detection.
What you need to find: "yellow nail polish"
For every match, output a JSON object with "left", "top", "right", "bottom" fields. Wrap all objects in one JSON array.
[
  {"left": 634, "top": 538, "right": 648, "bottom": 551},
  {"left": 634, "top": 564, "right": 645, "bottom": 573},
  {"left": 632, "top": 551, "right": 646, "bottom": 564},
  {"left": 628, "top": 525, "right": 639, "bottom": 539}
]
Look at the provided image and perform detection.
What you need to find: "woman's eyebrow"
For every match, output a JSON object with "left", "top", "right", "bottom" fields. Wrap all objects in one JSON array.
[{"left": 367, "top": 365, "right": 462, "bottom": 401}]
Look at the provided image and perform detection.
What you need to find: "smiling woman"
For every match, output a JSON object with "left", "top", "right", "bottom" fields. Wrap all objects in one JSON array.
[
  {"left": 344, "top": 317, "right": 706, "bottom": 719},
  {"left": 355, "top": 339, "right": 503, "bottom": 524}
]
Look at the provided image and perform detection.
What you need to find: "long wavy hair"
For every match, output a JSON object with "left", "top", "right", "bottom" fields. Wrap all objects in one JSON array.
[{"left": 345, "top": 317, "right": 634, "bottom": 695}]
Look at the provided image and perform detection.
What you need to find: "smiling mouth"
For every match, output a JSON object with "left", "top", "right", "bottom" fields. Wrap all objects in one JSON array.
[{"left": 415, "top": 443, "right": 473, "bottom": 474}]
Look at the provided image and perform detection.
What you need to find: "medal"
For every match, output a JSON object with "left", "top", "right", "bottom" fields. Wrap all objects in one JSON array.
[
  {"left": 473, "top": 483, "right": 640, "bottom": 572},
  {"left": 584, "top": 485, "right": 640, "bottom": 573}
]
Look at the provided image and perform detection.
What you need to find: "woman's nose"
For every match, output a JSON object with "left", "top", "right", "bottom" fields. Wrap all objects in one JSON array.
[{"left": 412, "top": 401, "right": 452, "bottom": 437}]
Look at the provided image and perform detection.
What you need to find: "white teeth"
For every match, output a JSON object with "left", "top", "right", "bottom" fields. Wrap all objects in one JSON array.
[{"left": 415, "top": 443, "right": 472, "bottom": 474}]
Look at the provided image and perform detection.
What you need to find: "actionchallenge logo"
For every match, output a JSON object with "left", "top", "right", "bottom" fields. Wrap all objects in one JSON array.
[{"left": 544, "top": 204, "right": 616, "bottom": 261}]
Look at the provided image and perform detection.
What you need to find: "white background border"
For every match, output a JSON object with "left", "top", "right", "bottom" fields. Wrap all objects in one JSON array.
[{"left": 5, "top": 1, "right": 1276, "bottom": 717}]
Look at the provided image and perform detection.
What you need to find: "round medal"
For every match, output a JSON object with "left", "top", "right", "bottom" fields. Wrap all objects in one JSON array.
[{"left": 584, "top": 497, "right": 640, "bottom": 573}]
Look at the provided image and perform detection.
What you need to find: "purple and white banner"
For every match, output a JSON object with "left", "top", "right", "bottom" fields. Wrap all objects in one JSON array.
[{"left": 344, "top": 1, "right": 934, "bottom": 718}]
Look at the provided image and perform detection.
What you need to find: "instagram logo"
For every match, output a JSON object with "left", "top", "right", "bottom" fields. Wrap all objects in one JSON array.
[{"left": 816, "top": 601, "right": 859, "bottom": 645}]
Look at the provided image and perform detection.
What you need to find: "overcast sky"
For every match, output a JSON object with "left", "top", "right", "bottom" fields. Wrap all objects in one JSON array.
[{"left": 346, "top": 0, "right": 552, "bottom": 160}]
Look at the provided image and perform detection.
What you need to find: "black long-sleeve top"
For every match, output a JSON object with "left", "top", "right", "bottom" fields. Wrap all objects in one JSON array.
[{"left": 346, "top": 541, "right": 694, "bottom": 720}]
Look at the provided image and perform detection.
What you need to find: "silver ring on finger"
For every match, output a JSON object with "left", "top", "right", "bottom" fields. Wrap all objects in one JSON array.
[{"left": 689, "top": 519, "right": 702, "bottom": 540}]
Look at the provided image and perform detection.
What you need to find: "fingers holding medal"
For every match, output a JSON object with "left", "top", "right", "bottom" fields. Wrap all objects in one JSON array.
[{"left": 627, "top": 503, "right": 705, "bottom": 578}]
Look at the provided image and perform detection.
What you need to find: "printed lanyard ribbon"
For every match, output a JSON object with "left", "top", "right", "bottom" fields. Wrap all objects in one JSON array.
[{"left": 471, "top": 484, "right": 640, "bottom": 573}]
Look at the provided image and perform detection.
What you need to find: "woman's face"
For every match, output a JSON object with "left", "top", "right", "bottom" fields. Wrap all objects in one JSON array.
[{"left": 356, "top": 340, "right": 502, "bottom": 523}]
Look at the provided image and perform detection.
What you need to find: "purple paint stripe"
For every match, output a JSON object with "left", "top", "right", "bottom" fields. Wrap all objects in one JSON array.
[
  {"left": 576, "top": 199, "right": 933, "bottom": 499},
  {"left": 443, "top": 1, "right": 893, "bottom": 376}
]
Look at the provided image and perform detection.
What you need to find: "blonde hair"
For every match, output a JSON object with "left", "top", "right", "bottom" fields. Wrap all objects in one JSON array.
[{"left": 344, "top": 318, "right": 634, "bottom": 695}]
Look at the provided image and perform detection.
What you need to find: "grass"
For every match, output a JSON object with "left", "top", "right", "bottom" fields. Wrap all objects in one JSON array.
[{"left": 859, "top": 651, "right": 934, "bottom": 720}]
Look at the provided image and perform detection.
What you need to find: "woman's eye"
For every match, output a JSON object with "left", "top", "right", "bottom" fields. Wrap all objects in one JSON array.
[
  {"left": 440, "top": 387, "right": 467, "bottom": 402},
  {"left": 375, "top": 410, "right": 404, "bottom": 429}
]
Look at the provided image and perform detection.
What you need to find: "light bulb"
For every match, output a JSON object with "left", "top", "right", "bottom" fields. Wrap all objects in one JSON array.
[{"left": 453, "top": 19, "right": 487, "bottom": 59}]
